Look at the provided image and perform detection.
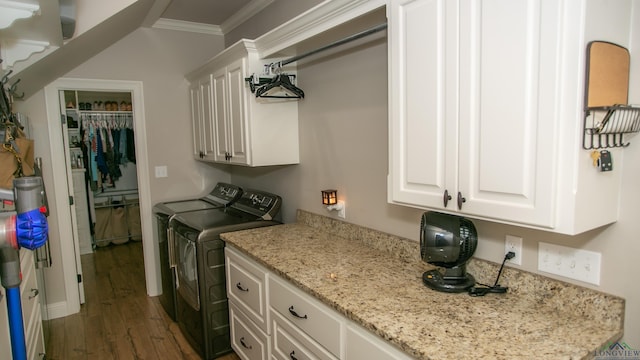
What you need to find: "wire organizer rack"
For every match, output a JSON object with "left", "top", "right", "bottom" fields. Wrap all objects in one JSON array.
[{"left": 583, "top": 105, "right": 640, "bottom": 149}]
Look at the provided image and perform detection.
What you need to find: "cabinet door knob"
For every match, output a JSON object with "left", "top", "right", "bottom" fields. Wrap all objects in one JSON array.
[
  {"left": 443, "top": 190, "right": 452, "bottom": 207},
  {"left": 457, "top": 192, "right": 466, "bottom": 210}
]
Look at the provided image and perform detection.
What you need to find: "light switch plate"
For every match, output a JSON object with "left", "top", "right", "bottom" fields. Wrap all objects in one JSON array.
[
  {"left": 155, "top": 165, "right": 168, "bottom": 178},
  {"left": 538, "top": 242, "right": 601, "bottom": 285}
]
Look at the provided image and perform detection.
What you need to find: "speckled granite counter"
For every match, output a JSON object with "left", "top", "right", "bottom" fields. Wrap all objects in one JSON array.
[{"left": 220, "top": 210, "right": 625, "bottom": 360}]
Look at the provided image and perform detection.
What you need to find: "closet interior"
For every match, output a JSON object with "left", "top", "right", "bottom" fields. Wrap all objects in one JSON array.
[{"left": 63, "top": 90, "right": 142, "bottom": 253}]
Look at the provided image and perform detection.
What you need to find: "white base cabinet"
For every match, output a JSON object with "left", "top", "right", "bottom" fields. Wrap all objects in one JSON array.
[
  {"left": 225, "top": 246, "right": 413, "bottom": 360},
  {"left": 388, "top": 0, "right": 633, "bottom": 234},
  {"left": 187, "top": 40, "right": 299, "bottom": 167},
  {"left": 0, "top": 249, "right": 46, "bottom": 360}
]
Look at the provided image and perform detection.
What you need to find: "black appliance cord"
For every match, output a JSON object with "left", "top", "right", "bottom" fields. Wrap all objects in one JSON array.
[{"left": 468, "top": 251, "right": 515, "bottom": 297}]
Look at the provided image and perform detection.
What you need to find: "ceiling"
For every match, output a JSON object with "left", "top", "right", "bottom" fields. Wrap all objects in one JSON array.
[{"left": 160, "top": 0, "right": 255, "bottom": 26}]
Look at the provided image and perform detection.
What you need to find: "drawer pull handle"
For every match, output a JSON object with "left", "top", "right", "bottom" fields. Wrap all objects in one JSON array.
[
  {"left": 288, "top": 306, "right": 308, "bottom": 319},
  {"left": 240, "top": 337, "right": 252, "bottom": 349},
  {"left": 290, "top": 350, "right": 298, "bottom": 360},
  {"left": 29, "top": 288, "right": 39, "bottom": 300},
  {"left": 236, "top": 283, "right": 249, "bottom": 292}
]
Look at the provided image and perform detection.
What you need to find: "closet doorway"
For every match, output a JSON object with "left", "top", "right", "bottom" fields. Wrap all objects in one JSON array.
[{"left": 44, "top": 78, "right": 155, "bottom": 318}]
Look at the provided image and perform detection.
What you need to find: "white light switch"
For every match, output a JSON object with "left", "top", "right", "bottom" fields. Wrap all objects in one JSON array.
[
  {"left": 155, "top": 166, "right": 168, "bottom": 178},
  {"left": 538, "top": 242, "right": 601, "bottom": 285}
]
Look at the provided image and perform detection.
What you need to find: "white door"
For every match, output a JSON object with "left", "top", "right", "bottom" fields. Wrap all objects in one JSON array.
[
  {"left": 456, "top": 0, "right": 558, "bottom": 227},
  {"left": 200, "top": 75, "right": 217, "bottom": 161},
  {"left": 189, "top": 82, "right": 204, "bottom": 159},
  {"left": 212, "top": 68, "right": 230, "bottom": 162},
  {"left": 57, "top": 90, "right": 86, "bottom": 304},
  {"left": 388, "top": 0, "right": 459, "bottom": 210},
  {"left": 226, "top": 58, "right": 249, "bottom": 165}
]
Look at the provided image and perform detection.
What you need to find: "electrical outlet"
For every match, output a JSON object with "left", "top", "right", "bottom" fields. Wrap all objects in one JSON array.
[
  {"left": 538, "top": 242, "right": 601, "bottom": 285},
  {"left": 505, "top": 235, "right": 523, "bottom": 265}
]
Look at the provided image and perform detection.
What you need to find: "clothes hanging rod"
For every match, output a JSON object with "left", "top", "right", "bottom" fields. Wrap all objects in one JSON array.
[{"left": 277, "top": 22, "right": 388, "bottom": 67}]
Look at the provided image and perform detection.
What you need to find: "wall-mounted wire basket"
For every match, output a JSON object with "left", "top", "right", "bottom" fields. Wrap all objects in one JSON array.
[
  {"left": 582, "top": 41, "right": 638, "bottom": 150},
  {"left": 583, "top": 105, "right": 640, "bottom": 149}
]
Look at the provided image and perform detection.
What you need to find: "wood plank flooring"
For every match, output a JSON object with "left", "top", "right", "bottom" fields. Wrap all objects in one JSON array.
[{"left": 45, "top": 241, "right": 241, "bottom": 360}]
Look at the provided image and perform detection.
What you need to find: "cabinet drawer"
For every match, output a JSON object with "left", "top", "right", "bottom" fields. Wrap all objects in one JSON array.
[
  {"left": 345, "top": 324, "right": 413, "bottom": 360},
  {"left": 268, "top": 276, "right": 342, "bottom": 357},
  {"left": 230, "top": 302, "right": 270, "bottom": 360},
  {"left": 226, "top": 247, "right": 269, "bottom": 333},
  {"left": 271, "top": 309, "right": 338, "bottom": 360}
]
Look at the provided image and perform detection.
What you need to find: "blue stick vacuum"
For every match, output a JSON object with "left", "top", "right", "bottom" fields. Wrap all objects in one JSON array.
[{"left": 0, "top": 177, "right": 48, "bottom": 360}]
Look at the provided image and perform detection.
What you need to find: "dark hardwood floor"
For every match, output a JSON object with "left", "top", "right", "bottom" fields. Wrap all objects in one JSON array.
[{"left": 45, "top": 240, "right": 241, "bottom": 360}]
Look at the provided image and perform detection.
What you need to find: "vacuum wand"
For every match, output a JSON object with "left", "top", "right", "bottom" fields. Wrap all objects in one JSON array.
[{"left": 0, "top": 177, "right": 49, "bottom": 360}]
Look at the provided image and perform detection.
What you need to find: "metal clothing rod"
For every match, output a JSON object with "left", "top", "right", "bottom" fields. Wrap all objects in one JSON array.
[{"left": 279, "top": 22, "right": 387, "bottom": 67}]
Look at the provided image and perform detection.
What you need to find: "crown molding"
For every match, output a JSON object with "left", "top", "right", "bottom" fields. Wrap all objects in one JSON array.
[
  {"left": 254, "top": 0, "right": 386, "bottom": 59},
  {"left": 0, "top": 0, "right": 40, "bottom": 29},
  {"left": 220, "top": 0, "right": 274, "bottom": 34},
  {"left": 152, "top": 18, "right": 223, "bottom": 36}
]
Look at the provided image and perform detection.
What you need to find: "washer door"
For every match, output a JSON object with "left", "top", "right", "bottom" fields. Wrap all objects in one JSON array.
[{"left": 174, "top": 229, "right": 200, "bottom": 311}]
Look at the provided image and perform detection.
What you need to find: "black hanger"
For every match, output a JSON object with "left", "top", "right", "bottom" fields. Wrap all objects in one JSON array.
[{"left": 255, "top": 74, "right": 304, "bottom": 99}]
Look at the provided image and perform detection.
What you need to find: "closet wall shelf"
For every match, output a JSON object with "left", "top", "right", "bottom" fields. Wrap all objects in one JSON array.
[
  {"left": 77, "top": 110, "right": 133, "bottom": 114},
  {"left": 583, "top": 105, "right": 640, "bottom": 149}
]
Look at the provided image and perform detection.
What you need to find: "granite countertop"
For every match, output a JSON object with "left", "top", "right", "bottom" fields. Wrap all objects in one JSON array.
[{"left": 221, "top": 210, "right": 624, "bottom": 360}]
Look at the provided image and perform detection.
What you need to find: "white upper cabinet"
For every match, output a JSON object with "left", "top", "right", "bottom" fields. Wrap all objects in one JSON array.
[
  {"left": 190, "top": 74, "right": 216, "bottom": 161},
  {"left": 187, "top": 40, "right": 299, "bottom": 167},
  {"left": 388, "top": 0, "right": 633, "bottom": 234}
]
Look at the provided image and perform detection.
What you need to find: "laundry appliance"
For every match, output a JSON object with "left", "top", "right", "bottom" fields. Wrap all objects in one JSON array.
[
  {"left": 152, "top": 182, "right": 242, "bottom": 320},
  {"left": 170, "top": 188, "right": 281, "bottom": 359}
]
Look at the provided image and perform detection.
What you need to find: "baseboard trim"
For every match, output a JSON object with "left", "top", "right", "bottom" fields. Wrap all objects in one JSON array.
[{"left": 44, "top": 301, "right": 72, "bottom": 320}]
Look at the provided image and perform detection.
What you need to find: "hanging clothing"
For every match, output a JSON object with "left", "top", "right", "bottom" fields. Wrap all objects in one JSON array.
[
  {"left": 126, "top": 128, "right": 136, "bottom": 164},
  {"left": 80, "top": 112, "right": 134, "bottom": 191}
]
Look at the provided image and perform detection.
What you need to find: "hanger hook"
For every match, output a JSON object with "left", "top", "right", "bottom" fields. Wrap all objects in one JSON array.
[
  {"left": 9, "top": 79, "right": 24, "bottom": 99},
  {"left": 1, "top": 70, "right": 13, "bottom": 86}
]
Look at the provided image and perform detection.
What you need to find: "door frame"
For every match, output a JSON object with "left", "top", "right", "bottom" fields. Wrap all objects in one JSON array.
[{"left": 44, "top": 78, "right": 158, "bottom": 316}]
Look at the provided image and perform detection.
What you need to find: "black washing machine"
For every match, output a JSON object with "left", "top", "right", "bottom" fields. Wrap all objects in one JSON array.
[
  {"left": 152, "top": 182, "right": 242, "bottom": 320},
  {"left": 170, "top": 189, "right": 281, "bottom": 359}
]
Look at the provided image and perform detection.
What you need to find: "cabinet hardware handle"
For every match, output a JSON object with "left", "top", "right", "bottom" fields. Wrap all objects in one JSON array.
[
  {"left": 457, "top": 192, "right": 466, "bottom": 210},
  {"left": 443, "top": 190, "right": 452, "bottom": 207},
  {"left": 240, "top": 337, "right": 252, "bottom": 349},
  {"left": 29, "top": 288, "right": 39, "bottom": 299},
  {"left": 236, "top": 283, "right": 249, "bottom": 292},
  {"left": 290, "top": 350, "right": 298, "bottom": 360},
  {"left": 288, "top": 306, "right": 308, "bottom": 319}
]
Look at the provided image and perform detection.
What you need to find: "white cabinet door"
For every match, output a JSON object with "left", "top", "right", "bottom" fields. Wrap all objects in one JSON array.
[
  {"left": 211, "top": 59, "right": 249, "bottom": 165},
  {"left": 389, "top": 0, "right": 570, "bottom": 229},
  {"left": 189, "top": 81, "right": 204, "bottom": 159},
  {"left": 190, "top": 75, "right": 216, "bottom": 161},
  {"left": 388, "top": 0, "right": 458, "bottom": 211},
  {"left": 455, "top": 0, "right": 559, "bottom": 226},
  {"left": 226, "top": 58, "right": 249, "bottom": 165},
  {"left": 212, "top": 68, "right": 230, "bottom": 162},
  {"left": 200, "top": 75, "right": 217, "bottom": 160}
]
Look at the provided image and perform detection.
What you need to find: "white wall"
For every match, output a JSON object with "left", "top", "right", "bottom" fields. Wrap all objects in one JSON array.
[
  {"left": 64, "top": 27, "right": 232, "bottom": 205},
  {"left": 15, "top": 27, "right": 230, "bottom": 306}
]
